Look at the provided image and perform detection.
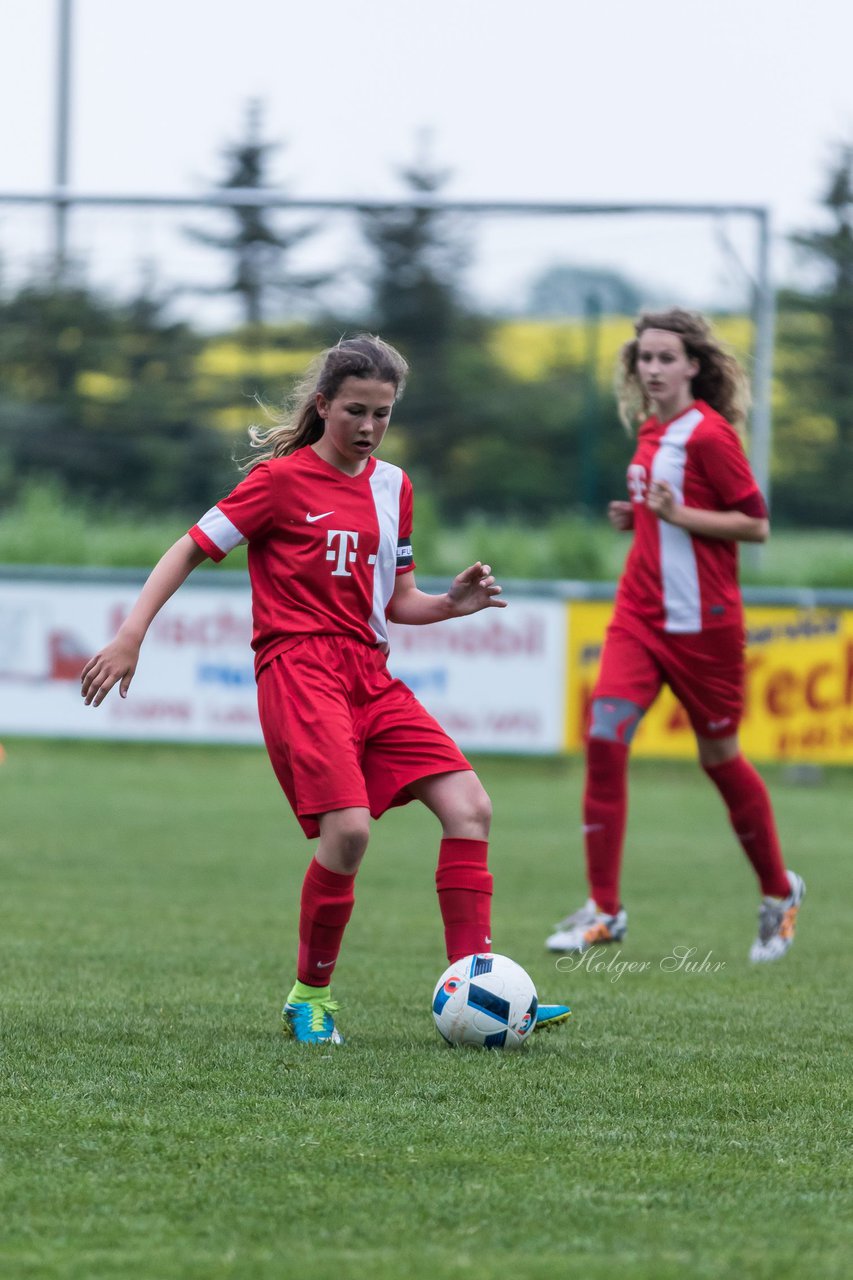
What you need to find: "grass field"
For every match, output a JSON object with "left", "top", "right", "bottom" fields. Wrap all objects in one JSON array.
[{"left": 1, "top": 741, "right": 850, "bottom": 1280}]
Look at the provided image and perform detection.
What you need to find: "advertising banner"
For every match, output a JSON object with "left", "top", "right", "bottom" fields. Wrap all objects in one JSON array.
[
  {"left": 0, "top": 578, "right": 259, "bottom": 743},
  {"left": 4, "top": 574, "right": 851, "bottom": 762},
  {"left": 566, "top": 601, "right": 853, "bottom": 764},
  {"left": 0, "top": 578, "right": 566, "bottom": 753},
  {"left": 388, "top": 602, "right": 566, "bottom": 753}
]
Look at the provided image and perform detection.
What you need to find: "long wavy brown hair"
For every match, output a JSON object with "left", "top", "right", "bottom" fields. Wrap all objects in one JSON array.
[
  {"left": 243, "top": 334, "right": 409, "bottom": 468},
  {"left": 615, "top": 308, "right": 750, "bottom": 434}
]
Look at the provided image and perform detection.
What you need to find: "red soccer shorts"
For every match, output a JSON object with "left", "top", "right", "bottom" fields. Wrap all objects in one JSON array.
[
  {"left": 593, "top": 612, "right": 745, "bottom": 739},
  {"left": 256, "top": 634, "right": 472, "bottom": 838}
]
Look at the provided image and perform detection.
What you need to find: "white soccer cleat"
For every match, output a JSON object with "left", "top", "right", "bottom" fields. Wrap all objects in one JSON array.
[
  {"left": 749, "top": 870, "right": 806, "bottom": 963},
  {"left": 545, "top": 898, "right": 628, "bottom": 953}
]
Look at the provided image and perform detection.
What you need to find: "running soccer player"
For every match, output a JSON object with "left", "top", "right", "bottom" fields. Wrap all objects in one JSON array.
[
  {"left": 546, "top": 309, "right": 805, "bottom": 963},
  {"left": 81, "top": 335, "right": 570, "bottom": 1043}
]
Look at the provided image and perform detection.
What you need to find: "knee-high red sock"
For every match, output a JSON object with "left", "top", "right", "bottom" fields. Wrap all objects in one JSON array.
[
  {"left": 296, "top": 857, "right": 356, "bottom": 986},
  {"left": 436, "top": 838, "right": 493, "bottom": 962},
  {"left": 703, "top": 755, "right": 789, "bottom": 897},
  {"left": 583, "top": 738, "right": 629, "bottom": 916}
]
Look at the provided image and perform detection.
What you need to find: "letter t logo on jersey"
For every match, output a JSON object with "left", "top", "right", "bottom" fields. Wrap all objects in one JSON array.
[
  {"left": 326, "top": 529, "right": 359, "bottom": 577},
  {"left": 627, "top": 464, "right": 647, "bottom": 504}
]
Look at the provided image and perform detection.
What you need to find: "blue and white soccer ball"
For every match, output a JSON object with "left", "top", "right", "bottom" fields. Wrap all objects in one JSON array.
[{"left": 432, "top": 953, "right": 538, "bottom": 1050}]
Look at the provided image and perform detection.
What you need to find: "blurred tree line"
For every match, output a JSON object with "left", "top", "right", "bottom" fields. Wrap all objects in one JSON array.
[
  {"left": 773, "top": 142, "right": 853, "bottom": 526},
  {"left": 0, "top": 112, "right": 850, "bottom": 529}
]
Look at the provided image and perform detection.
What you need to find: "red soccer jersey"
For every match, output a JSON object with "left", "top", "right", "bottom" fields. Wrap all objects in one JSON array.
[
  {"left": 614, "top": 401, "right": 763, "bottom": 633},
  {"left": 188, "top": 449, "right": 415, "bottom": 673}
]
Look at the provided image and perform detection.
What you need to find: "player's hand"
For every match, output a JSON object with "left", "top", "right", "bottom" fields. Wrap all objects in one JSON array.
[
  {"left": 80, "top": 635, "right": 141, "bottom": 706},
  {"left": 608, "top": 500, "right": 634, "bottom": 532},
  {"left": 646, "top": 480, "right": 679, "bottom": 523},
  {"left": 447, "top": 562, "right": 507, "bottom": 615}
]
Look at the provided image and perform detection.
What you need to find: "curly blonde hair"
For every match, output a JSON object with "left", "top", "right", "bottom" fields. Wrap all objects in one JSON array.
[
  {"left": 615, "top": 308, "right": 750, "bottom": 434},
  {"left": 243, "top": 334, "right": 409, "bottom": 468}
]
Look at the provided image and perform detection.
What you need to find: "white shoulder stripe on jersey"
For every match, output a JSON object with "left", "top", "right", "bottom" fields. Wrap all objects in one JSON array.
[
  {"left": 196, "top": 505, "right": 247, "bottom": 554},
  {"left": 652, "top": 407, "right": 703, "bottom": 633},
  {"left": 367, "top": 460, "right": 404, "bottom": 653}
]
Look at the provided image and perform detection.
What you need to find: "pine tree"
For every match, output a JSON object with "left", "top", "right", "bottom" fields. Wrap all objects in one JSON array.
[
  {"left": 185, "top": 100, "right": 328, "bottom": 327},
  {"left": 357, "top": 148, "right": 474, "bottom": 487},
  {"left": 359, "top": 153, "right": 466, "bottom": 355},
  {"left": 781, "top": 143, "right": 853, "bottom": 521}
]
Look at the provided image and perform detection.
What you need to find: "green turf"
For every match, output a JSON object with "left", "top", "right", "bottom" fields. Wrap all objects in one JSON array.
[{"left": 0, "top": 741, "right": 850, "bottom": 1279}]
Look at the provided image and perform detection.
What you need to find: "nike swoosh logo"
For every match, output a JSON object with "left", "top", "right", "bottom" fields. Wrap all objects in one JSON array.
[
  {"left": 484, "top": 937, "right": 492, "bottom": 945},
  {"left": 316, "top": 959, "right": 335, "bottom": 968},
  {"left": 306, "top": 511, "right": 335, "bottom": 523}
]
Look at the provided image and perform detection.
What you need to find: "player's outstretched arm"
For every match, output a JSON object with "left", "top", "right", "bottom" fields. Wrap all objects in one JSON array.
[
  {"left": 81, "top": 534, "right": 208, "bottom": 706},
  {"left": 387, "top": 562, "right": 507, "bottom": 626}
]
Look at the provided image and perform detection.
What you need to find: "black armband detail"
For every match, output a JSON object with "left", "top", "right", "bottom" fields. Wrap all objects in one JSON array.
[{"left": 396, "top": 538, "right": 414, "bottom": 568}]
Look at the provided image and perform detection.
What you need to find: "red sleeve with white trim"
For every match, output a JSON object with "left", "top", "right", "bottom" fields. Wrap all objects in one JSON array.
[{"left": 189, "top": 462, "right": 274, "bottom": 562}]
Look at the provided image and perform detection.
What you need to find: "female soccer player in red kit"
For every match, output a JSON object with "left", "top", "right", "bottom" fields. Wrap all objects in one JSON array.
[
  {"left": 546, "top": 309, "right": 805, "bottom": 963},
  {"left": 81, "top": 335, "right": 569, "bottom": 1044}
]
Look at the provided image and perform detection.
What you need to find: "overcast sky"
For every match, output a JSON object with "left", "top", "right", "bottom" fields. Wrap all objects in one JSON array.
[{"left": 2, "top": 0, "right": 851, "bottom": 322}]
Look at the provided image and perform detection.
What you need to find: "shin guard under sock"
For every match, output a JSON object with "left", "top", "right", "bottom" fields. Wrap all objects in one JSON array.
[
  {"left": 296, "top": 857, "right": 356, "bottom": 986},
  {"left": 435, "top": 837, "right": 493, "bottom": 962},
  {"left": 583, "top": 737, "right": 629, "bottom": 916},
  {"left": 703, "top": 755, "right": 790, "bottom": 898}
]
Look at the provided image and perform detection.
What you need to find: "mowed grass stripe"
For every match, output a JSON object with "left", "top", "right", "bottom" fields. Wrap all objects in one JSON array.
[{"left": 1, "top": 742, "right": 850, "bottom": 1280}]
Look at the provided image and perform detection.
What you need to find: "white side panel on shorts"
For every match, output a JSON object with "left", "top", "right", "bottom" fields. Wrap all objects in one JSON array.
[
  {"left": 197, "top": 506, "right": 247, "bottom": 554},
  {"left": 651, "top": 407, "right": 703, "bottom": 632},
  {"left": 367, "top": 461, "right": 404, "bottom": 651}
]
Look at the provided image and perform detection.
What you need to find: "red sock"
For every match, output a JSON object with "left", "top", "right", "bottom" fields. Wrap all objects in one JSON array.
[
  {"left": 583, "top": 738, "right": 629, "bottom": 916},
  {"left": 436, "top": 838, "right": 493, "bottom": 962},
  {"left": 296, "top": 857, "right": 356, "bottom": 986},
  {"left": 703, "top": 755, "right": 790, "bottom": 897}
]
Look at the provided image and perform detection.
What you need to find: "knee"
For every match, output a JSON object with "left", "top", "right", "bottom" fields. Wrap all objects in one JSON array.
[
  {"left": 698, "top": 734, "right": 740, "bottom": 770},
  {"left": 588, "top": 697, "right": 644, "bottom": 745},
  {"left": 320, "top": 812, "right": 370, "bottom": 874},
  {"left": 448, "top": 775, "right": 493, "bottom": 838},
  {"left": 334, "top": 828, "right": 370, "bottom": 874},
  {"left": 468, "top": 779, "right": 493, "bottom": 833}
]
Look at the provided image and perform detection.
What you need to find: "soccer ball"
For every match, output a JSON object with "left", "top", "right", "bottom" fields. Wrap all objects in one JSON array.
[{"left": 431, "top": 953, "right": 538, "bottom": 1050}]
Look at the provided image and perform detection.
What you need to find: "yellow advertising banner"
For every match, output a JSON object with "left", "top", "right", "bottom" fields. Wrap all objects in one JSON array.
[{"left": 565, "top": 602, "right": 853, "bottom": 764}]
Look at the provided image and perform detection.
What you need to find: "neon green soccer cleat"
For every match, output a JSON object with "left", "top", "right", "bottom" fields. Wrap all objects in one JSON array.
[{"left": 282, "top": 983, "right": 344, "bottom": 1045}]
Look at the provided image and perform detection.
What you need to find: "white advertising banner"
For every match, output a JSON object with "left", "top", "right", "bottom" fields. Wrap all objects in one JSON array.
[
  {"left": 0, "top": 577, "right": 566, "bottom": 753},
  {"left": 0, "top": 577, "right": 259, "bottom": 743},
  {"left": 388, "top": 605, "right": 566, "bottom": 753}
]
